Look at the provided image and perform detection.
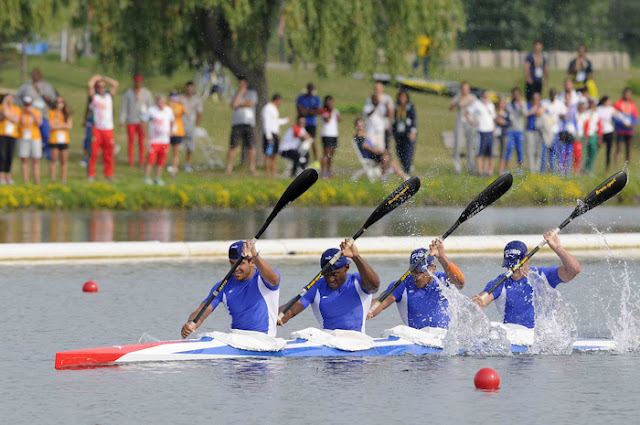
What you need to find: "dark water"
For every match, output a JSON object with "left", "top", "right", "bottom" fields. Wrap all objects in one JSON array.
[
  {"left": 1, "top": 206, "right": 639, "bottom": 243},
  {"left": 2, "top": 255, "right": 639, "bottom": 424}
]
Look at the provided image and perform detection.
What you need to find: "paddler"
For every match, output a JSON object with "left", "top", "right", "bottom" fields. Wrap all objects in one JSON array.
[
  {"left": 367, "top": 239, "right": 465, "bottom": 329},
  {"left": 278, "top": 238, "right": 380, "bottom": 332},
  {"left": 472, "top": 230, "right": 581, "bottom": 328},
  {"left": 181, "top": 240, "right": 281, "bottom": 338}
]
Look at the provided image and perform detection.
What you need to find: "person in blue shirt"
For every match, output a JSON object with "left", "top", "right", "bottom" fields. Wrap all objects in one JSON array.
[
  {"left": 472, "top": 230, "right": 581, "bottom": 329},
  {"left": 278, "top": 239, "right": 380, "bottom": 332},
  {"left": 367, "top": 239, "right": 465, "bottom": 329},
  {"left": 296, "top": 82, "right": 321, "bottom": 164},
  {"left": 181, "top": 240, "right": 281, "bottom": 338}
]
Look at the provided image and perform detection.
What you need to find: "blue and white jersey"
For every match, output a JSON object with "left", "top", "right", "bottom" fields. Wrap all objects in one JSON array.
[
  {"left": 387, "top": 271, "right": 451, "bottom": 329},
  {"left": 483, "top": 266, "right": 563, "bottom": 329},
  {"left": 204, "top": 268, "right": 280, "bottom": 336},
  {"left": 299, "top": 273, "right": 372, "bottom": 332}
]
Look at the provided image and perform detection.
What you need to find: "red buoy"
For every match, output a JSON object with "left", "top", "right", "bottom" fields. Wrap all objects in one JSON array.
[
  {"left": 474, "top": 367, "right": 500, "bottom": 389},
  {"left": 82, "top": 281, "right": 99, "bottom": 293}
]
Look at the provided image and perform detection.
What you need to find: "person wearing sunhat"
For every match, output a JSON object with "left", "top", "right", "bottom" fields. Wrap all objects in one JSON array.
[
  {"left": 472, "top": 230, "right": 581, "bottom": 329},
  {"left": 278, "top": 238, "right": 380, "bottom": 332},
  {"left": 120, "top": 74, "right": 153, "bottom": 167},
  {"left": 367, "top": 239, "right": 465, "bottom": 329},
  {"left": 181, "top": 240, "right": 281, "bottom": 338}
]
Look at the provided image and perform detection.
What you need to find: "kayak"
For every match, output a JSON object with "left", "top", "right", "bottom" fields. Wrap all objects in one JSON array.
[{"left": 55, "top": 335, "right": 616, "bottom": 370}]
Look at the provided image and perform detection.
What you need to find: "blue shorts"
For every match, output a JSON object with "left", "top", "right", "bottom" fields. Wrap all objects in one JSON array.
[{"left": 477, "top": 132, "right": 494, "bottom": 157}]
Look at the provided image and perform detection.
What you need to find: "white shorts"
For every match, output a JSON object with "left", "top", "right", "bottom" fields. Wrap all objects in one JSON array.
[{"left": 18, "top": 138, "right": 43, "bottom": 159}]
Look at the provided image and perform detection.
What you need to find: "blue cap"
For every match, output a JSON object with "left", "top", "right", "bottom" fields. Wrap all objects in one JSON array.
[
  {"left": 229, "top": 241, "right": 246, "bottom": 260},
  {"left": 502, "top": 241, "right": 528, "bottom": 268},
  {"left": 410, "top": 248, "right": 435, "bottom": 273},
  {"left": 320, "top": 248, "right": 349, "bottom": 271}
]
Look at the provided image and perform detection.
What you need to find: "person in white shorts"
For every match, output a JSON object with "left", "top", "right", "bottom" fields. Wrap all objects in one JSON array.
[
  {"left": 142, "top": 94, "right": 175, "bottom": 185},
  {"left": 17, "top": 96, "right": 44, "bottom": 184}
]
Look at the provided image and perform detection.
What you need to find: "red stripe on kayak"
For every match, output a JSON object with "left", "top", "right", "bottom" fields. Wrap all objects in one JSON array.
[{"left": 55, "top": 341, "right": 179, "bottom": 369}]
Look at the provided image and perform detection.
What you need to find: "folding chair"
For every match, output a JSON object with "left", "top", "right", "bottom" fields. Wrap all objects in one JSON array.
[
  {"left": 280, "top": 137, "right": 314, "bottom": 177},
  {"left": 192, "top": 127, "right": 225, "bottom": 170},
  {"left": 351, "top": 138, "right": 382, "bottom": 182}
]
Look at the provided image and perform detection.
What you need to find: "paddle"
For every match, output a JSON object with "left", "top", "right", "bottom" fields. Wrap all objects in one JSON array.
[
  {"left": 278, "top": 176, "right": 422, "bottom": 322},
  {"left": 187, "top": 169, "right": 319, "bottom": 330},
  {"left": 485, "top": 170, "right": 628, "bottom": 297},
  {"left": 369, "top": 172, "right": 514, "bottom": 314}
]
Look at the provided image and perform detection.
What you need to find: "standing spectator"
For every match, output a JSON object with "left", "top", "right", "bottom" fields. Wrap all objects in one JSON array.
[
  {"left": 16, "top": 96, "right": 43, "bottom": 184},
  {"left": 87, "top": 74, "right": 119, "bottom": 182},
  {"left": 574, "top": 100, "right": 589, "bottom": 175},
  {"left": 583, "top": 97, "right": 603, "bottom": 175},
  {"left": 541, "top": 88, "right": 565, "bottom": 173},
  {"left": 48, "top": 96, "right": 72, "bottom": 184},
  {"left": 182, "top": 81, "right": 202, "bottom": 173},
  {"left": 568, "top": 46, "right": 594, "bottom": 95},
  {"left": 261, "top": 94, "right": 290, "bottom": 178},
  {"left": 597, "top": 96, "right": 615, "bottom": 173},
  {"left": 613, "top": 87, "right": 638, "bottom": 168},
  {"left": 80, "top": 95, "right": 93, "bottom": 168},
  {"left": 525, "top": 92, "right": 545, "bottom": 173},
  {"left": 168, "top": 90, "right": 185, "bottom": 178},
  {"left": 558, "top": 92, "right": 578, "bottom": 175},
  {"left": 524, "top": 41, "right": 548, "bottom": 102},
  {"left": 363, "top": 94, "right": 387, "bottom": 155},
  {"left": 449, "top": 82, "right": 478, "bottom": 174},
  {"left": 392, "top": 91, "right": 417, "bottom": 175},
  {"left": 142, "top": 94, "right": 175, "bottom": 186},
  {"left": 500, "top": 87, "right": 526, "bottom": 175},
  {"left": 119, "top": 75, "right": 152, "bottom": 167},
  {"left": 415, "top": 34, "right": 432, "bottom": 79},
  {"left": 353, "top": 117, "right": 408, "bottom": 181},
  {"left": 465, "top": 90, "right": 496, "bottom": 176},
  {"left": 279, "top": 116, "right": 313, "bottom": 177},
  {"left": 15, "top": 68, "right": 57, "bottom": 161},
  {"left": 320, "top": 95, "right": 340, "bottom": 178},
  {"left": 0, "top": 94, "right": 20, "bottom": 184},
  {"left": 225, "top": 76, "right": 258, "bottom": 175},
  {"left": 296, "top": 82, "right": 322, "bottom": 165},
  {"left": 560, "top": 78, "right": 583, "bottom": 107},
  {"left": 495, "top": 97, "right": 511, "bottom": 168},
  {"left": 367, "top": 82, "right": 395, "bottom": 151}
]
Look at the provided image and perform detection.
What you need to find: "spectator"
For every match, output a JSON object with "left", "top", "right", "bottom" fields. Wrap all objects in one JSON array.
[
  {"left": 583, "top": 97, "right": 603, "bottom": 175},
  {"left": 119, "top": 75, "right": 153, "bottom": 167},
  {"left": 296, "top": 82, "right": 322, "bottom": 165},
  {"left": 500, "top": 87, "right": 526, "bottom": 175},
  {"left": 541, "top": 88, "right": 565, "bottom": 173},
  {"left": 15, "top": 68, "right": 58, "bottom": 161},
  {"left": 558, "top": 92, "right": 578, "bottom": 175},
  {"left": 568, "top": 46, "right": 594, "bottom": 95},
  {"left": 526, "top": 92, "right": 545, "bottom": 173},
  {"left": 261, "top": 94, "right": 290, "bottom": 178},
  {"left": 524, "top": 41, "right": 548, "bottom": 102},
  {"left": 367, "top": 81, "right": 395, "bottom": 151},
  {"left": 48, "top": 96, "right": 72, "bottom": 184},
  {"left": 415, "top": 35, "right": 432, "bottom": 79},
  {"left": 574, "top": 100, "right": 588, "bottom": 175},
  {"left": 560, "top": 78, "right": 583, "bottom": 107},
  {"left": 143, "top": 94, "right": 174, "bottom": 186},
  {"left": 87, "top": 74, "right": 119, "bottom": 182},
  {"left": 465, "top": 90, "right": 496, "bottom": 176},
  {"left": 0, "top": 94, "right": 20, "bottom": 184},
  {"left": 80, "top": 95, "right": 93, "bottom": 168},
  {"left": 225, "top": 76, "right": 258, "bottom": 175},
  {"left": 354, "top": 117, "right": 407, "bottom": 181},
  {"left": 279, "top": 116, "right": 313, "bottom": 177},
  {"left": 320, "top": 95, "right": 340, "bottom": 178},
  {"left": 597, "top": 96, "right": 615, "bottom": 173},
  {"left": 182, "top": 81, "right": 203, "bottom": 173},
  {"left": 392, "top": 90, "right": 417, "bottom": 175},
  {"left": 495, "top": 97, "right": 511, "bottom": 168},
  {"left": 449, "top": 82, "right": 478, "bottom": 174},
  {"left": 613, "top": 87, "right": 638, "bottom": 168},
  {"left": 363, "top": 94, "right": 387, "bottom": 154},
  {"left": 17, "top": 96, "right": 43, "bottom": 184},
  {"left": 168, "top": 90, "right": 186, "bottom": 178}
]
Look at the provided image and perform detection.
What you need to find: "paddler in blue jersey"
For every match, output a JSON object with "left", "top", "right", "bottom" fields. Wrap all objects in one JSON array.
[
  {"left": 367, "top": 239, "right": 465, "bottom": 329},
  {"left": 472, "top": 230, "right": 581, "bottom": 329},
  {"left": 278, "top": 239, "right": 380, "bottom": 332},
  {"left": 181, "top": 240, "right": 281, "bottom": 338}
]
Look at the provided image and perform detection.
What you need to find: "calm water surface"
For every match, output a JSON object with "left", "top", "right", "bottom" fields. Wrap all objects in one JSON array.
[{"left": 2, "top": 255, "right": 639, "bottom": 424}]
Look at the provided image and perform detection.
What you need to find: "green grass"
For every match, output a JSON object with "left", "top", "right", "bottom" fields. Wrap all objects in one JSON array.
[{"left": 0, "top": 53, "right": 639, "bottom": 210}]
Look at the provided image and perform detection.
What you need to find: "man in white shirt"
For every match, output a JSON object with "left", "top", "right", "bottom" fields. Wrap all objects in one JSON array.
[
  {"left": 541, "top": 88, "right": 566, "bottom": 173},
  {"left": 261, "top": 94, "right": 290, "bottom": 178},
  {"left": 142, "top": 94, "right": 175, "bottom": 186},
  {"left": 560, "top": 79, "right": 583, "bottom": 107},
  {"left": 364, "top": 82, "right": 394, "bottom": 150},
  {"left": 363, "top": 94, "right": 387, "bottom": 152},
  {"left": 279, "top": 116, "right": 313, "bottom": 177},
  {"left": 182, "top": 81, "right": 203, "bottom": 173},
  {"left": 119, "top": 75, "right": 153, "bottom": 167},
  {"left": 87, "top": 74, "right": 119, "bottom": 182},
  {"left": 225, "top": 76, "right": 258, "bottom": 175},
  {"left": 465, "top": 90, "right": 496, "bottom": 176}
]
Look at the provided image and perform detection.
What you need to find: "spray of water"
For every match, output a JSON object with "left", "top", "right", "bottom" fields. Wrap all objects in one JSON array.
[{"left": 138, "top": 332, "right": 162, "bottom": 343}]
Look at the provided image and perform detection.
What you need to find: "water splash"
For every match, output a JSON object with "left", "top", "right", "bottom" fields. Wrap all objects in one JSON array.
[{"left": 138, "top": 332, "right": 162, "bottom": 343}]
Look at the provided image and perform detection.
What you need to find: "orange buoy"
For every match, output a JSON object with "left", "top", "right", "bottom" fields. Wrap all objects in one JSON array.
[
  {"left": 474, "top": 367, "right": 500, "bottom": 389},
  {"left": 82, "top": 281, "right": 99, "bottom": 293}
]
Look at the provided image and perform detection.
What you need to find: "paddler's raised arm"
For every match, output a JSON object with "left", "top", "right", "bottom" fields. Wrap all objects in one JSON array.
[
  {"left": 341, "top": 239, "right": 380, "bottom": 293},
  {"left": 472, "top": 291, "right": 494, "bottom": 309},
  {"left": 243, "top": 240, "right": 279, "bottom": 287},
  {"left": 429, "top": 238, "right": 465, "bottom": 289}
]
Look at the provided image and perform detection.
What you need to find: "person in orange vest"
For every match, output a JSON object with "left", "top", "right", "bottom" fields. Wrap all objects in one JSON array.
[
  {"left": 0, "top": 93, "right": 21, "bottom": 184},
  {"left": 49, "top": 96, "right": 73, "bottom": 184},
  {"left": 16, "top": 96, "right": 43, "bottom": 184},
  {"left": 168, "top": 90, "right": 186, "bottom": 178}
]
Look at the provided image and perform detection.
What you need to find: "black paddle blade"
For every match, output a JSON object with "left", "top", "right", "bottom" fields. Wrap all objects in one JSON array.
[
  {"left": 458, "top": 172, "right": 513, "bottom": 223},
  {"left": 362, "top": 176, "right": 421, "bottom": 229},
  {"left": 571, "top": 170, "right": 628, "bottom": 219}
]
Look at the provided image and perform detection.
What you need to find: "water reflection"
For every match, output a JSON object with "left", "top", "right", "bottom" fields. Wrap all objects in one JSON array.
[{"left": 0, "top": 206, "right": 638, "bottom": 243}]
